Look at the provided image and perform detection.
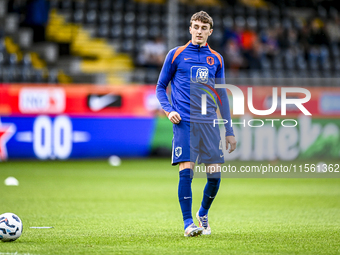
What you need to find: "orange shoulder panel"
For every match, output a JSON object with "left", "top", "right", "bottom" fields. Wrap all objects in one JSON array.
[
  {"left": 171, "top": 41, "right": 191, "bottom": 64},
  {"left": 208, "top": 45, "right": 222, "bottom": 68}
]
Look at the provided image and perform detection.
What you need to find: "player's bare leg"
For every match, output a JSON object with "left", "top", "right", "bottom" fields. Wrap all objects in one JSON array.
[{"left": 179, "top": 162, "right": 195, "bottom": 171}]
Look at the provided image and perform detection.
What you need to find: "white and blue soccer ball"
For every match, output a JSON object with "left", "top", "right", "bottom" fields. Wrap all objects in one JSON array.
[{"left": 0, "top": 213, "right": 23, "bottom": 242}]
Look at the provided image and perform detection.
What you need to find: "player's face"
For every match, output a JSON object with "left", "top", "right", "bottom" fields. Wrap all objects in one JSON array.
[{"left": 189, "top": 20, "right": 213, "bottom": 46}]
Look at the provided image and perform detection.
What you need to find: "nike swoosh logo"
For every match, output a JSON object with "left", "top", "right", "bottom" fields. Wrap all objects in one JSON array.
[
  {"left": 220, "top": 154, "right": 224, "bottom": 158},
  {"left": 209, "top": 196, "right": 215, "bottom": 199},
  {"left": 89, "top": 94, "right": 118, "bottom": 111},
  {"left": 184, "top": 58, "right": 192, "bottom": 60},
  {"left": 184, "top": 197, "right": 191, "bottom": 199}
]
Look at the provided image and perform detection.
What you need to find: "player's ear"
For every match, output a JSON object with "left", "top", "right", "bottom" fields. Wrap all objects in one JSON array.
[
  {"left": 189, "top": 25, "right": 192, "bottom": 35},
  {"left": 209, "top": 29, "right": 213, "bottom": 36}
]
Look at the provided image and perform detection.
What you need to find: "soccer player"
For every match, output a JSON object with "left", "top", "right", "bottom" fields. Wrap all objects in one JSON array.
[{"left": 156, "top": 11, "right": 237, "bottom": 237}]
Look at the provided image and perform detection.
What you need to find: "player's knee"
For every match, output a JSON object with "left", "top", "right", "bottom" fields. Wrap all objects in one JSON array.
[{"left": 179, "top": 162, "right": 194, "bottom": 171}]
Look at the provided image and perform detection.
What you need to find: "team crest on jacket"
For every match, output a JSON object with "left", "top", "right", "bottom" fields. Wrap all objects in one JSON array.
[
  {"left": 190, "top": 66, "right": 209, "bottom": 83},
  {"left": 206, "top": 56, "right": 214, "bottom": 65}
]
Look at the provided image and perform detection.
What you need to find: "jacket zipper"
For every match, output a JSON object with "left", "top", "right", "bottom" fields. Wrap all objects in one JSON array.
[{"left": 198, "top": 47, "right": 200, "bottom": 62}]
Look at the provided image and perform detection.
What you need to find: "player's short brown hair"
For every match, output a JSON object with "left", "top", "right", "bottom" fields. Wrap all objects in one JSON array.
[{"left": 190, "top": 11, "right": 213, "bottom": 29}]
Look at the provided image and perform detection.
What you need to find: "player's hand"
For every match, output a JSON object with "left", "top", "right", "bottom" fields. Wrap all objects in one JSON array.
[
  {"left": 226, "top": 136, "right": 237, "bottom": 153},
  {"left": 167, "top": 111, "right": 181, "bottom": 124}
]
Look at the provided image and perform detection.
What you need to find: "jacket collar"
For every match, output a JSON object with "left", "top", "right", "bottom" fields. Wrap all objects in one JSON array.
[{"left": 188, "top": 40, "right": 209, "bottom": 50}]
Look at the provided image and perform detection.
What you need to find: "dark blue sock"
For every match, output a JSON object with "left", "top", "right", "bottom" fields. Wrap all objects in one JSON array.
[
  {"left": 178, "top": 168, "right": 194, "bottom": 229},
  {"left": 199, "top": 172, "right": 221, "bottom": 217}
]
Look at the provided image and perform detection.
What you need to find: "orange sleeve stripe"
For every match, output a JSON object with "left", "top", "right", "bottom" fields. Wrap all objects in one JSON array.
[
  {"left": 171, "top": 41, "right": 191, "bottom": 64},
  {"left": 208, "top": 45, "right": 222, "bottom": 68}
]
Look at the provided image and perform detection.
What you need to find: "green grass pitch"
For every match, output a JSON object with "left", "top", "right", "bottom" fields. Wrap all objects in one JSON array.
[{"left": 0, "top": 159, "right": 339, "bottom": 254}]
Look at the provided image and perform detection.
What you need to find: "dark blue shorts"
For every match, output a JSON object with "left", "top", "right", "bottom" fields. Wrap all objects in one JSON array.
[{"left": 171, "top": 120, "right": 224, "bottom": 165}]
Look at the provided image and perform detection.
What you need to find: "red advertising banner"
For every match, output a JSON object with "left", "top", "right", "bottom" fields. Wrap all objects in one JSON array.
[{"left": 0, "top": 84, "right": 158, "bottom": 117}]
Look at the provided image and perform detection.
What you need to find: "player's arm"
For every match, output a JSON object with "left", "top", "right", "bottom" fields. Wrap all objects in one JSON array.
[
  {"left": 156, "top": 49, "right": 181, "bottom": 124},
  {"left": 215, "top": 55, "right": 237, "bottom": 153}
]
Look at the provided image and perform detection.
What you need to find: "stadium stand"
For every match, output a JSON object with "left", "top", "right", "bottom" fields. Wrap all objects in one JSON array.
[{"left": 0, "top": 0, "right": 339, "bottom": 85}]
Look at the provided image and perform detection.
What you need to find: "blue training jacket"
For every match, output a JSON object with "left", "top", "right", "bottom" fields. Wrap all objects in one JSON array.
[{"left": 156, "top": 41, "right": 234, "bottom": 137}]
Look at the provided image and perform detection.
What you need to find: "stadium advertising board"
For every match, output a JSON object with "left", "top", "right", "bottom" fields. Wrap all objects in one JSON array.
[
  {"left": 0, "top": 84, "right": 157, "bottom": 160},
  {"left": 154, "top": 85, "right": 340, "bottom": 161},
  {"left": 0, "top": 84, "right": 339, "bottom": 160}
]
